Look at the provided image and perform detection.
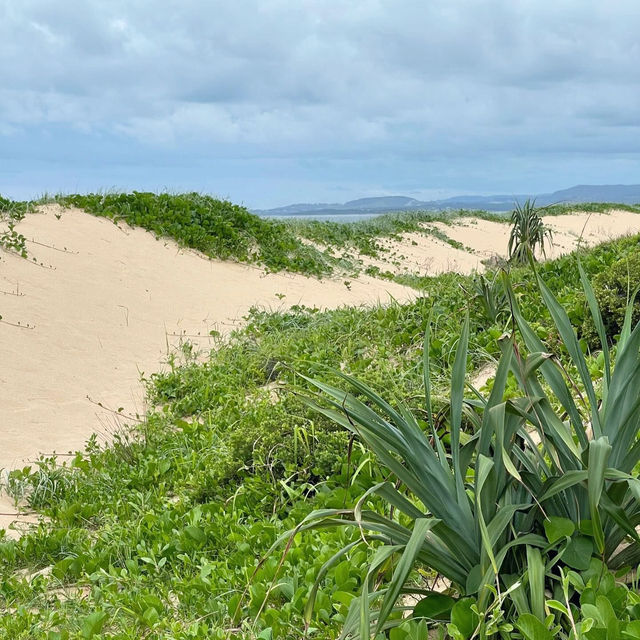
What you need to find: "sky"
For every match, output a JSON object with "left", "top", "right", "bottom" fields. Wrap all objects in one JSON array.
[{"left": 1, "top": 1, "right": 639, "bottom": 209}]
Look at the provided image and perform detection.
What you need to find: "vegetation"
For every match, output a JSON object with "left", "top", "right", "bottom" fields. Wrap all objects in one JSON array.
[
  {"left": 462, "top": 273, "right": 509, "bottom": 324},
  {"left": 57, "top": 192, "right": 506, "bottom": 276},
  {"left": 508, "top": 200, "right": 553, "bottom": 263},
  {"left": 287, "top": 210, "right": 486, "bottom": 257},
  {"left": 0, "top": 196, "right": 29, "bottom": 257},
  {"left": 295, "top": 266, "right": 640, "bottom": 638},
  {"left": 4, "top": 191, "right": 509, "bottom": 278},
  {"left": 57, "top": 193, "right": 337, "bottom": 277},
  {"left": 582, "top": 252, "right": 640, "bottom": 346},
  {"left": 542, "top": 202, "right": 640, "bottom": 216},
  {"left": 1, "top": 196, "right": 640, "bottom": 638}
]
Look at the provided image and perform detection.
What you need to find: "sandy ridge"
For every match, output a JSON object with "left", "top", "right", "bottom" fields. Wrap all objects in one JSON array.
[
  {"left": 0, "top": 205, "right": 415, "bottom": 534},
  {"left": 360, "top": 210, "right": 640, "bottom": 276},
  {"left": 2, "top": 205, "right": 640, "bottom": 535}
]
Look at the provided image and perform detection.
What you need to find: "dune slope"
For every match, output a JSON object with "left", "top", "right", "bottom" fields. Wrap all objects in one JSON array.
[{"left": 0, "top": 205, "right": 413, "bottom": 473}]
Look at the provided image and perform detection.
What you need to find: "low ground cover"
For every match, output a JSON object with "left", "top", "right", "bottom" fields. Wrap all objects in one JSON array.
[
  {"left": 0, "top": 199, "right": 640, "bottom": 638},
  {"left": 57, "top": 193, "right": 336, "bottom": 277},
  {"left": 0, "top": 196, "right": 30, "bottom": 257}
]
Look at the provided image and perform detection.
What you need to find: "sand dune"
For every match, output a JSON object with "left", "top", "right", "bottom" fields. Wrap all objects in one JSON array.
[
  {"left": 0, "top": 205, "right": 415, "bottom": 533},
  {"left": 356, "top": 210, "right": 640, "bottom": 275},
  {"left": 1, "top": 205, "right": 639, "bottom": 535}
]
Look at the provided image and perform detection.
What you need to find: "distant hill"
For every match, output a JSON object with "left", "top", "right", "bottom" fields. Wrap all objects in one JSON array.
[
  {"left": 539, "top": 184, "right": 640, "bottom": 204},
  {"left": 255, "top": 184, "right": 640, "bottom": 217},
  {"left": 342, "top": 196, "right": 423, "bottom": 209}
]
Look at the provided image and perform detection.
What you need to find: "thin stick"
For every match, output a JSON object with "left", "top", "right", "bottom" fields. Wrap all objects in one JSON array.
[
  {"left": 85, "top": 396, "right": 143, "bottom": 423},
  {"left": 26, "top": 239, "right": 78, "bottom": 254},
  {"left": 0, "top": 318, "right": 34, "bottom": 329}
]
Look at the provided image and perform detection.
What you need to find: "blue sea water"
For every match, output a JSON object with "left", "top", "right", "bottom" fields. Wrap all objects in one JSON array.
[{"left": 260, "top": 212, "right": 384, "bottom": 223}]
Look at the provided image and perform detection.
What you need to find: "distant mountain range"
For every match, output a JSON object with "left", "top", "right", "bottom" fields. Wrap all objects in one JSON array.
[{"left": 255, "top": 184, "right": 640, "bottom": 217}]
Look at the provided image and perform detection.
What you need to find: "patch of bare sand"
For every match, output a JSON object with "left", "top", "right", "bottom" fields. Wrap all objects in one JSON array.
[
  {"left": 470, "top": 362, "right": 498, "bottom": 391},
  {"left": 360, "top": 232, "right": 486, "bottom": 276},
  {"left": 371, "top": 210, "right": 640, "bottom": 272},
  {"left": 542, "top": 210, "right": 640, "bottom": 253},
  {"left": 0, "top": 205, "right": 414, "bottom": 534},
  {"left": 0, "top": 497, "right": 40, "bottom": 540},
  {"left": 429, "top": 219, "right": 511, "bottom": 262}
]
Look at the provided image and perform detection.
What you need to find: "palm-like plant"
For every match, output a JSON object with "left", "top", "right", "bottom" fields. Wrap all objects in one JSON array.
[
  {"left": 508, "top": 199, "right": 553, "bottom": 263},
  {"left": 277, "top": 265, "right": 640, "bottom": 639}
]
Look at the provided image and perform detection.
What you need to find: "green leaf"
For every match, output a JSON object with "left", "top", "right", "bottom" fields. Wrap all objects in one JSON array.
[
  {"left": 423, "top": 309, "right": 434, "bottom": 433},
  {"left": 540, "top": 470, "right": 588, "bottom": 500},
  {"left": 304, "top": 540, "right": 362, "bottom": 624},
  {"left": 515, "top": 613, "right": 554, "bottom": 640},
  {"left": 450, "top": 597, "right": 479, "bottom": 640},
  {"left": 142, "top": 607, "right": 159, "bottom": 627},
  {"left": 184, "top": 525, "right": 206, "bottom": 543},
  {"left": 450, "top": 313, "right": 471, "bottom": 513},
  {"left": 595, "top": 595, "right": 619, "bottom": 640},
  {"left": 80, "top": 611, "right": 108, "bottom": 639},
  {"left": 578, "top": 260, "right": 610, "bottom": 389},
  {"left": 465, "top": 564, "right": 483, "bottom": 595},
  {"left": 412, "top": 593, "right": 455, "bottom": 621},
  {"left": 526, "top": 546, "right": 546, "bottom": 622},
  {"left": 563, "top": 536, "right": 594, "bottom": 570},
  {"left": 546, "top": 600, "right": 569, "bottom": 616},
  {"left": 523, "top": 352, "right": 554, "bottom": 379},
  {"left": 375, "top": 518, "right": 436, "bottom": 634},
  {"left": 543, "top": 517, "right": 575, "bottom": 543},
  {"left": 588, "top": 437, "right": 612, "bottom": 554},
  {"left": 475, "top": 455, "right": 498, "bottom": 575}
]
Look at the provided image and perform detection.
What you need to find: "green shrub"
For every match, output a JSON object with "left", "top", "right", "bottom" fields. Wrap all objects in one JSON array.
[
  {"left": 583, "top": 250, "right": 640, "bottom": 345},
  {"left": 462, "top": 272, "right": 509, "bottom": 324},
  {"left": 508, "top": 199, "right": 553, "bottom": 263},
  {"left": 0, "top": 195, "right": 28, "bottom": 257},
  {"left": 290, "top": 266, "right": 640, "bottom": 638}
]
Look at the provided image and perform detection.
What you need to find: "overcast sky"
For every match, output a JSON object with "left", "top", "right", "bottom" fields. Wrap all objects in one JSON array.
[{"left": 1, "top": 1, "right": 639, "bottom": 208}]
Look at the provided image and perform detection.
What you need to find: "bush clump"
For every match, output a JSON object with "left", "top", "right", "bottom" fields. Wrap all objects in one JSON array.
[{"left": 583, "top": 249, "right": 640, "bottom": 345}]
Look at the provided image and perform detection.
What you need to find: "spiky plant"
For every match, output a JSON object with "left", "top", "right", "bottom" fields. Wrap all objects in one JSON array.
[
  {"left": 463, "top": 272, "right": 509, "bottom": 324},
  {"left": 508, "top": 199, "right": 553, "bottom": 263},
  {"left": 277, "top": 264, "right": 640, "bottom": 639}
]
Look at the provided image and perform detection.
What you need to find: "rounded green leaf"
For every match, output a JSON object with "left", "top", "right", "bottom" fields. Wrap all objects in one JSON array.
[
  {"left": 544, "top": 517, "right": 575, "bottom": 543},
  {"left": 450, "top": 597, "right": 479, "bottom": 640},
  {"left": 515, "top": 613, "right": 554, "bottom": 640},
  {"left": 563, "top": 536, "right": 594, "bottom": 570},
  {"left": 412, "top": 593, "right": 455, "bottom": 621}
]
